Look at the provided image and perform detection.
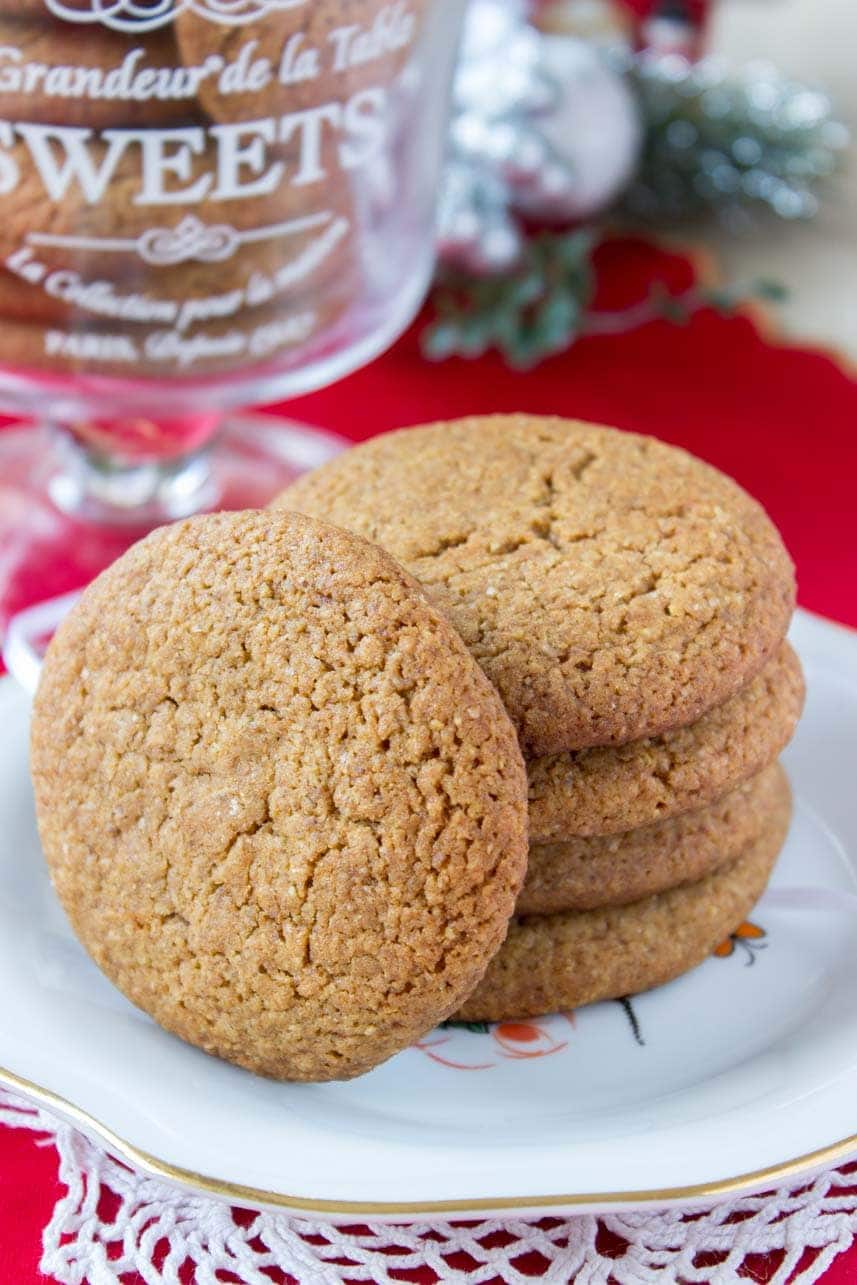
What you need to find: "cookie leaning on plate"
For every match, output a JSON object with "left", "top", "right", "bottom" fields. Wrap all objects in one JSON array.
[
  {"left": 527, "top": 641, "right": 804, "bottom": 841},
  {"left": 457, "top": 787, "right": 790, "bottom": 1023},
  {"left": 274, "top": 415, "right": 796, "bottom": 754},
  {"left": 30, "top": 510, "right": 528, "bottom": 1082}
]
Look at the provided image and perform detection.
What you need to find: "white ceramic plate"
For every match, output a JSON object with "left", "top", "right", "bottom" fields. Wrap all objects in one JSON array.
[{"left": 1, "top": 608, "right": 856, "bottom": 1220}]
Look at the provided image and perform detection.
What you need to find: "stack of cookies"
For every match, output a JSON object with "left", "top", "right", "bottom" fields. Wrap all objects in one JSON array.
[
  {"left": 30, "top": 414, "right": 802, "bottom": 1081},
  {"left": 276, "top": 414, "right": 803, "bottom": 1023}
]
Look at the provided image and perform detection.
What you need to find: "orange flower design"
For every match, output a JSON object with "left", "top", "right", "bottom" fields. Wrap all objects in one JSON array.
[
  {"left": 414, "top": 1014, "right": 575, "bottom": 1070},
  {"left": 714, "top": 920, "right": 767, "bottom": 965},
  {"left": 492, "top": 1018, "right": 572, "bottom": 1060}
]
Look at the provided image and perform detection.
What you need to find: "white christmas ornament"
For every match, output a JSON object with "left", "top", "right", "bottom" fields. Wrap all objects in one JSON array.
[
  {"left": 436, "top": 0, "right": 641, "bottom": 271},
  {"left": 437, "top": 0, "right": 547, "bottom": 271},
  {"left": 512, "top": 35, "right": 641, "bottom": 221}
]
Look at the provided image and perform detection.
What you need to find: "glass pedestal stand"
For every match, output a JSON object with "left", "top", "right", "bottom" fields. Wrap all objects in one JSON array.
[{"left": 0, "top": 415, "right": 343, "bottom": 637}]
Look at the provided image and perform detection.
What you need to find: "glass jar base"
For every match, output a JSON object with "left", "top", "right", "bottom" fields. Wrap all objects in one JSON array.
[{"left": 0, "top": 414, "right": 343, "bottom": 639}]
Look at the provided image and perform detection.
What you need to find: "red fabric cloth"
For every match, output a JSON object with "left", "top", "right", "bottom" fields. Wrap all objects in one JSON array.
[
  {"left": 1, "top": 237, "right": 856, "bottom": 1282},
  {"left": 0, "top": 1123, "right": 63, "bottom": 1283}
]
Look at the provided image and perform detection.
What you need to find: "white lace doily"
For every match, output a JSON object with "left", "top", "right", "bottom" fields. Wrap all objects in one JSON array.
[{"left": 2, "top": 1088, "right": 856, "bottom": 1285}]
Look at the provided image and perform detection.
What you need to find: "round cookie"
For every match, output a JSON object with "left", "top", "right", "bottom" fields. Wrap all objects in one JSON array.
[
  {"left": 519, "top": 761, "right": 789, "bottom": 914},
  {"left": 456, "top": 796, "right": 790, "bottom": 1022},
  {"left": 274, "top": 415, "right": 796, "bottom": 755},
  {"left": 0, "top": 18, "right": 192, "bottom": 128},
  {"left": 528, "top": 641, "right": 804, "bottom": 841},
  {"left": 175, "top": 0, "right": 424, "bottom": 123},
  {"left": 31, "top": 510, "right": 528, "bottom": 1082}
]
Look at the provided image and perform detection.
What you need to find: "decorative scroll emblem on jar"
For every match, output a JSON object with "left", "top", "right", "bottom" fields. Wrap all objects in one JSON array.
[{"left": 44, "top": 0, "right": 308, "bottom": 33}]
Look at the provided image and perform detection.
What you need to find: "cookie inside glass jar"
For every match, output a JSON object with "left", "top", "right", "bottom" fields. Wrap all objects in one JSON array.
[{"left": 174, "top": 0, "right": 425, "bottom": 122}]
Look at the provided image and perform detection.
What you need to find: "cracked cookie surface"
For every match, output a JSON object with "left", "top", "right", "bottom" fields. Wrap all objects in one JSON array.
[
  {"left": 520, "top": 762, "right": 788, "bottom": 914},
  {"left": 528, "top": 642, "right": 803, "bottom": 840},
  {"left": 275, "top": 415, "right": 796, "bottom": 754},
  {"left": 31, "top": 510, "right": 528, "bottom": 1082},
  {"left": 457, "top": 789, "right": 790, "bottom": 1022}
]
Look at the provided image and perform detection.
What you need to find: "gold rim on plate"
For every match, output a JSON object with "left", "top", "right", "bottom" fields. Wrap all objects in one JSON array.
[{"left": 2, "top": 1064, "right": 856, "bottom": 1216}]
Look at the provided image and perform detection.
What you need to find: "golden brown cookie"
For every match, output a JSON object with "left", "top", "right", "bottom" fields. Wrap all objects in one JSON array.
[
  {"left": 31, "top": 510, "right": 528, "bottom": 1082},
  {"left": 0, "top": 18, "right": 191, "bottom": 127},
  {"left": 175, "top": 0, "right": 424, "bottom": 123},
  {"left": 275, "top": 415, "right": 796, "bottom": 755},
  {"left": 528, "top": 642, "right": 804, "bottom": 841},
  {"left": 519, "top": 762, "right": 789, "bottom": 914},
  {"left": 457, "top": 791, "right": 790, "bottom": 1022}
]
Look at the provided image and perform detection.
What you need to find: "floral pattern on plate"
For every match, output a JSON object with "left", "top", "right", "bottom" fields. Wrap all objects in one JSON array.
[{"left": 414, "top": 921, "right": 770, "bottom": 1069}]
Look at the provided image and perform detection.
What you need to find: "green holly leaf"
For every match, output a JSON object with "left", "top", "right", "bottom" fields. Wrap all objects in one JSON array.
[
  {"left": 423, "top": 230, "right": 787, "bottom": 368},
  {"left": 623, "top": 56, "right": 845, "bottom": 224},
  {"left": 423, "top": 230, "right": 597, "bottom": 368}
]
